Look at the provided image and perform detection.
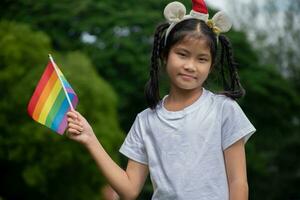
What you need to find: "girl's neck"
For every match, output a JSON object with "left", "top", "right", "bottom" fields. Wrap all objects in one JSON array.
[{"left": 164, "top": 87, "right": 203, "bottom": 111}]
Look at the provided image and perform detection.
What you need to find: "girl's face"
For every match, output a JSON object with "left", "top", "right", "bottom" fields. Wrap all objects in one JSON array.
[{"left": 165, "top": 36, "right": 212, "bottom": 92}]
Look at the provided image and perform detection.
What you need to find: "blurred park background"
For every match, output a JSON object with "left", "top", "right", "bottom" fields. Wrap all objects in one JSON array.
[{"left": 0, "top": 0, "right": 299, "bottom": 199}]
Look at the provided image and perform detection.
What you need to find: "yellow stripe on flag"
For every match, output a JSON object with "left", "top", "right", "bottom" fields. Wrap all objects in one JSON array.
[{"left": 38, "top": 79, "right": 63, "bottom": 123}]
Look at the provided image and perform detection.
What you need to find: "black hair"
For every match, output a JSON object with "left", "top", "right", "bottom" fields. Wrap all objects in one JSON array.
[{"left": 145, "top": 19, "right": 245, "bottom": 110}]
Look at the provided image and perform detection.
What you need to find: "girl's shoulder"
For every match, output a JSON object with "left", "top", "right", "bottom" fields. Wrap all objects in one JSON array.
[
  {"left": 204, "top": 89, "right": 244, "bottom": 115},
  {"left": 137, "top": 108, "right": 153, "bottom": 118},
  {"left": 206, "top": 88, "right": 233, "bottom": 105},
  {"left": 134, "top": 107, "right": 157, "bottom": 124}
]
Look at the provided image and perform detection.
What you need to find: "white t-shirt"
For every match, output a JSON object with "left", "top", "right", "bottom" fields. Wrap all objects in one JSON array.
[{"left": 119, "top": 87, "right": 256, "bottom": 200}]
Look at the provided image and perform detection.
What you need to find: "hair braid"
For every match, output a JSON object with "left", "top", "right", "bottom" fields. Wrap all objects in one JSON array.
[
  {"left": 219, "top": 37, "right": 230, "bottom": 91},
  {"left": 145, "top": 22, "right": 169, "bottom": 109},
  {"left": 218, "top": 35, "right": 245, "bottom": 99}
]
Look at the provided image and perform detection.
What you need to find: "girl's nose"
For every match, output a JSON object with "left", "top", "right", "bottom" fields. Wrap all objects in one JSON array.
[{"left": 183, "top": 60, "right": 196, "bottom": 71}]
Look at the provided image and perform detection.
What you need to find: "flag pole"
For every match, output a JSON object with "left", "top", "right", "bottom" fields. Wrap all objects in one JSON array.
[{"left": 48, "top": 54, "right": 74, "bottom": 111}]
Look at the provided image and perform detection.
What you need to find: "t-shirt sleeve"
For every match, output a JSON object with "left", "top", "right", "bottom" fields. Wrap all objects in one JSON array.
[
  {"left": 221, "top": 98, "right": 256, "bottom": 150},
  {"left": 119, "top": 114, "right": 148, "bottom": 165}
]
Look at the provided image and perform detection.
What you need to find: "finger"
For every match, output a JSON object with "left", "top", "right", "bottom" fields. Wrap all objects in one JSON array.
[
  {"left": 67, "top": 111, "right": 83, "bottom": 124},
  {"left": 67, "top": 110, "right": 77, "bottom": 118},
  {"left": 67, "top": 117, "right": 76, "bottom": 124},
  {"left": 68, "top": 123, "right": 83, "bottom": 132},
  {"left": 68, "top": 122, "right": 82, "bottom": 129},
  {"left": 67, "top": 111, "right": 78, "bottom": 120},
  {"left": 67, "top": 118, "right": 82, "bottom": 126},
  {"left": 67, "top": 128, "right": 81, "bottom": 135}
]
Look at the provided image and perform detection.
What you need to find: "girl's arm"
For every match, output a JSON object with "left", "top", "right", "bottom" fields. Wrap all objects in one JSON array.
[
  {"left": 67, "top": 110, "right": 149, "bottom": 200},
  {"left": 223, "top": 139, "right": 249, "bottom": 200}
]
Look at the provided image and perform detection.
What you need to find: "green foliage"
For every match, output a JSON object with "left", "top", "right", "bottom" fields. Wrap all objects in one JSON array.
[
  {"left": 1, "top": 0, "right": 193, "bottom": 132},
  {"left": 0, "top": 21, "right": 124, "bottom": 200},
  {"left": 230, "top": 31, "right": 300, "bottom": 200},
  {"left": 206, "top": 29, "right": 300, "bottom": 199},
  {"left": 240, "top": 65, "right": 300, "bottom": 200}
]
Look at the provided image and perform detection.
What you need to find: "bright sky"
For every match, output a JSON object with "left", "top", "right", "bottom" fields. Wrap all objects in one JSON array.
[
  {"left": 204, "top": 0, "right": 279, "bottom": 30},
  {"left": 205, "top": 0, "right": 288, "bottom": 14},
  {"left": 205, "top": 0, "right": 255, "bottom": 29},
  {"left": 206, "top": 0, "right": 257, "bottom": 11},
  {"left": 205, "top": 0, "right": 229, "bottom": 10}
]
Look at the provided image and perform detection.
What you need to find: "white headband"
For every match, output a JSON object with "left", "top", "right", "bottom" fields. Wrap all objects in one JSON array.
[{"left": 163, "top": 1, "right": 232, "bottom": 44}]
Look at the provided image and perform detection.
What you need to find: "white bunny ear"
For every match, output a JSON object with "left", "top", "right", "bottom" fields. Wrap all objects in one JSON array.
[
  {"left": 211, "top": 11, "right": 232, "bottom": 33},
  {"left": 164, "top": 1, "right": 186, "bottom": 23}
]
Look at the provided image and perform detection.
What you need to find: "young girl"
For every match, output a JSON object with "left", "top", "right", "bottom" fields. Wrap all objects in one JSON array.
[{"left": 67, "top": 0, "right": 256, "bottom": 199}]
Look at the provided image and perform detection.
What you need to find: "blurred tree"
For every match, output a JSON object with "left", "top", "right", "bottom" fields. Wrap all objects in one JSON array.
[
  {"left": 0, "top": 20, "right": 124, "bottom": 200},
  {"left": 241, "top": 38, "right": 300, "bottom": 200},
  {"left": 228, "top": 0, "right": 300, "bottom": 89},
  {"left": 0, "top": 0, "right": 194, "bottom": 132},
  {"left": 1, "top": 0, "right": 300, "bottom": 199},
  {"left": 207, "top": 29, "right": 300, "bottom": 200},
  {"left": 240, "top": 65, "right": 300, "bottom": 200},
  {"left": 220, "top": 3, "right": 300, "bottom": 197}
]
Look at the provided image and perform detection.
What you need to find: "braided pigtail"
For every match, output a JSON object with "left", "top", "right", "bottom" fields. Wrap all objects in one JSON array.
[
  {"left": 145, "top": 23, "right": 169, "bottom": 109},
  {"left": 217, "top": 34, "right": 245, "bottom": 99}
]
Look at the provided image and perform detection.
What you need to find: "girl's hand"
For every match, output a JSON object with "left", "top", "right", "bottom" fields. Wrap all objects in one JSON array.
[{"left": 66, "top": 110, "right": 96, "bottom": 146}]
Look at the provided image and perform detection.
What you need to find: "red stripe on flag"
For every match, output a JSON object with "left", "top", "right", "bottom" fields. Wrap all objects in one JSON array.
[
  {"left": 27, "top": 62, "right": 54, "bottom": 116},
  {"left": 32, "top": 70, "right": 58, "bottom": 120}
]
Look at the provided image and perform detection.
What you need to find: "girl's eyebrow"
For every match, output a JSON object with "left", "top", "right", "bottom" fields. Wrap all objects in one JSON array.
[
  {"left": 197, "top": 53, "right": 210, "bottom": 57},
  {"left": 174, "top": 47, "right": 210, "bottom": 57},
  {"left": 174, "top": 46, "right": 210, "bottom": 57},
  {"left": 174, "top": 47, "right": 190, "bottom": 53}
]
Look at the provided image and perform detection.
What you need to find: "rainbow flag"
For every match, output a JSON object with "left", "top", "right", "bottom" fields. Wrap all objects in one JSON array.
[{"left": 27, "top": 55, "right": 78, "bottom": 135}]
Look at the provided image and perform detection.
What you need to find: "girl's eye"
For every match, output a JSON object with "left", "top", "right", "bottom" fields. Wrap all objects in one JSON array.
[
  {"left": 198, "top": 58, "right": 208, "bottom": 62},
  {"left": 176, "top": 52, "right": 187, "bottom": 57}
]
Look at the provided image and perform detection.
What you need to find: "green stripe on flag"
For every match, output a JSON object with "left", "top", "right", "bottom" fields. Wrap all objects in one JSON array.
[{"left": 45, "top": 89, "right": 65, "bottom": 127}]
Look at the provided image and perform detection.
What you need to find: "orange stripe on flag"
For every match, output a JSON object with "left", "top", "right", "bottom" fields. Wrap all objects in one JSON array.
[{"left": 32, "top": 71, "right": 58, "bottom": 120}]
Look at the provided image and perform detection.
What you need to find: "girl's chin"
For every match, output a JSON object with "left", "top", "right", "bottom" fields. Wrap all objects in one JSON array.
[
  {"left": 175, "top": 83, "right": 202, "bottom": 91},
  {"left": 174, "top": 80, "right": 202, "bottom": 90}
]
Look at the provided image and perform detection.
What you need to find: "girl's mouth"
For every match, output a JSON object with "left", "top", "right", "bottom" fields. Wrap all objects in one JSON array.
[{"left": 179, "top": 73, "right": 196, "bottom": 80}]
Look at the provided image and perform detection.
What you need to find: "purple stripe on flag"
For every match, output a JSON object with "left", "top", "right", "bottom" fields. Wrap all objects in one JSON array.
[
  {"left": 71, "top": 94, "right": 78, "bottom": 108},
  {"left": 57, "top": 110, "right": 70, "bottom": 135},
  {"left": 57, "top": 94, "right": 78, "bottom": 134},
  {"left": 66, "top": 87, "right": 75, "bottom": 94},
  {"left": 51, "top": 98, "right": 69, "bottom": 134}
]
